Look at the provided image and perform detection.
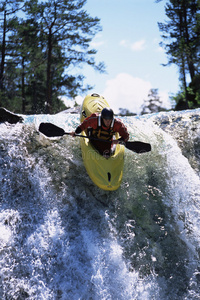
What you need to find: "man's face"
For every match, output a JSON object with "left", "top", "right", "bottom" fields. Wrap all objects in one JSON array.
[{"left": 102, "top": 118, "right": 112, "bottom": 127}]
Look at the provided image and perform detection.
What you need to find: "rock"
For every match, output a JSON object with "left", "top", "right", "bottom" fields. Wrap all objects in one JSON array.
[{"left": 0, "top": 107, "right": 23, "bottom": 124}]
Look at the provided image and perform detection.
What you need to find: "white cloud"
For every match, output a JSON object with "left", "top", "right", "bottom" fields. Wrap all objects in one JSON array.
[
  {"left": 119, "top": 39, "right": 129, "bottom": 47},
  {"left": 156, "top": 46, "right": 164, "bottom": 53},
  {"left": 61, "top": 95, "right": 83, "bottom": 107},
  {"left": 62, "top": 74, "right": 171, "bottom": 115},
  {"left": 120, "top": 39, "right": 146, "bottom": 51},
  {"left": 159, "top": 90, "right": 172, "bottom": 109},
  {"left": 90, "top": 33, "right": 105, "bottom": 48},
  {"left": 102, "top": 73, "right": 152, "bottom": 114},
  {"left": 131, "top": 39, "right": 146, "bottom": 51},
  {"left": 90, "top": 40, "right": 105, "bottom": 48}
]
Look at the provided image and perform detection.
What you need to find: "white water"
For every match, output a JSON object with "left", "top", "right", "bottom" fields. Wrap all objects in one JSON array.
[{"left": 0, "top": 109, "right": 200, "bottom": 299}]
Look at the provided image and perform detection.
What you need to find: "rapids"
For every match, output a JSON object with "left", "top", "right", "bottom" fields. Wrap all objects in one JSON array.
[{"left": 0, "top": 109, "right": 200, "bottom": 299}]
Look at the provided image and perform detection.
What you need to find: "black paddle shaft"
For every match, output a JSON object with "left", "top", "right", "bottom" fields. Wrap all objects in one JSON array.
[{"left": 39, "top": 122, "right": 151, "bottom": 153}]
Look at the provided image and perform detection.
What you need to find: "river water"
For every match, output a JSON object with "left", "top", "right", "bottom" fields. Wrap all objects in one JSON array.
[{"left": 0, "top": 109, "right": 200, "bottom": 299}]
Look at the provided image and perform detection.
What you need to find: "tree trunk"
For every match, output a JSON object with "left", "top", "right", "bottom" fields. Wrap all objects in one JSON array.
[
  {"left": 0, "top": 11, "right": 6, "bottom": 93},
  {"left": 182, "top": 1, "right": 195, "bottom": 81},
  {"left": 46, "top": 27, "right": 52, "bottom": 114},
  {"left": 181, "top": 54, "right": 189, "bottom": 107},
  {"left": 22, "top": 57, "right": 26, "bottom": 113}
]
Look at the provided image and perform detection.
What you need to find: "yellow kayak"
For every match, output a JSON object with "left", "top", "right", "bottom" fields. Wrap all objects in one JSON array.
[{"left": 80, "top": 93, "right": 125, "bottom": 191}]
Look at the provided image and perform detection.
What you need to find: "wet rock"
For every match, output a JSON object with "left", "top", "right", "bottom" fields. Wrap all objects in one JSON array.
[{"left": 0, "top": 107, "right": 23, "bottom": 124}]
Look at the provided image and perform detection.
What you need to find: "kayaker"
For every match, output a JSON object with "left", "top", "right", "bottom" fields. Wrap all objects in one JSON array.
[{"left": 70, "top": 107, "right": 129, "bottom": 156}]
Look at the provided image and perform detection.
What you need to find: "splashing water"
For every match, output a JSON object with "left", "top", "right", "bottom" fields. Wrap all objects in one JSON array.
[{"left": 0, "top": 109, "right": 200, "bottom": 299}]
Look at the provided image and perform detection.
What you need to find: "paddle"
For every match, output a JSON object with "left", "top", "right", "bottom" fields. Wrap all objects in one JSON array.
[{"left": 39, "top": 122, "right": 151, "bottom": 153}]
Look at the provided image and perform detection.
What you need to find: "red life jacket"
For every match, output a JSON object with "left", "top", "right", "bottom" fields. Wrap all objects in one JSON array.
[
  {"left": 79, "top": 113, "right": 129, "bottom": 145},
  {"left": 91, "top": 115, "right": 115, "bottom": 141}
]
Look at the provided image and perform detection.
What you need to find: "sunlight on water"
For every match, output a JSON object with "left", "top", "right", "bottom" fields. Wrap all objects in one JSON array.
[{"left": 0, "top": 109, "right": 200, "bottom": 299}]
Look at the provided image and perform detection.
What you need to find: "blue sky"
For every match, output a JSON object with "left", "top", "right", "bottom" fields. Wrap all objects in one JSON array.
[{"left": 66, "top": 0, "right": 180, "bottom": 114}]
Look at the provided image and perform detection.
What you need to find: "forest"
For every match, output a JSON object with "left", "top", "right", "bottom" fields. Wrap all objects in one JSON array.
[
  {"left": 0, "top": 0, "right": 200, "bottom": 115},
  {"left": 0, "top": 0, "right": 104, "bottom": 114}
]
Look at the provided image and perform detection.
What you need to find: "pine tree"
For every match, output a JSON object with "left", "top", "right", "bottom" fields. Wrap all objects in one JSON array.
[
  {"left": 0, "top": 0, "right": 104, "bottom": 113},
  {"left": 0, "top": 0, "right": 24, "bottom": 107},
  {"left": 141, "top": 89, "right": 166, "bottom": 114},
  {"left": 24, "top": 0, "right": 105, "bottom": 113},
  {"left": 157, "top": 0, "right": 200, "bottom": 108}
]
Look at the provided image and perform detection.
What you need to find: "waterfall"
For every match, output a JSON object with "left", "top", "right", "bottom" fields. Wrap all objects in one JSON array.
[{"left": 0, "top": 109, "right": 200, "bottom": 299}]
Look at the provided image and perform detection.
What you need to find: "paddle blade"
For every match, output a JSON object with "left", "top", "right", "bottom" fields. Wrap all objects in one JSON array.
[
  {"left": 39, "top": 122, "right": 65, "bottom": 137},
  {"left": 125, "top": 141, "right": 151, "bottom": 153}
]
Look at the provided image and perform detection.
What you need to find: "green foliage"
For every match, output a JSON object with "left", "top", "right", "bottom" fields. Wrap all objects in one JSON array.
[
  {"left": 0, "top": 0, "right": 105, "bottom": 114},
  {"left": 173, "top": 75, "right": 200, "bottom": 110},
  {"left": 158, "top": 0, "right": 200, "bottom": 77},
  {"left": 157, "top": 0, "right": 200, "bottom": 110}
]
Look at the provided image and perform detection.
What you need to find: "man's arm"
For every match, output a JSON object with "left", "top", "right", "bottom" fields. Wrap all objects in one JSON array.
[
  {"left": 115, "top": 119, "right": 129, "bottom": 142},
  {"left": 70, "top": 114, "right": 98, "bottom": 137}
]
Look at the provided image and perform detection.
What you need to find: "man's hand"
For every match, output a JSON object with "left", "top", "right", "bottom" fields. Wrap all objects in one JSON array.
[
  {"left": 70, "top": 132, "right": 76, "bottom": 137},
  {"left": 112, "top": 140, "right": 119, "bottom": 145}
]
